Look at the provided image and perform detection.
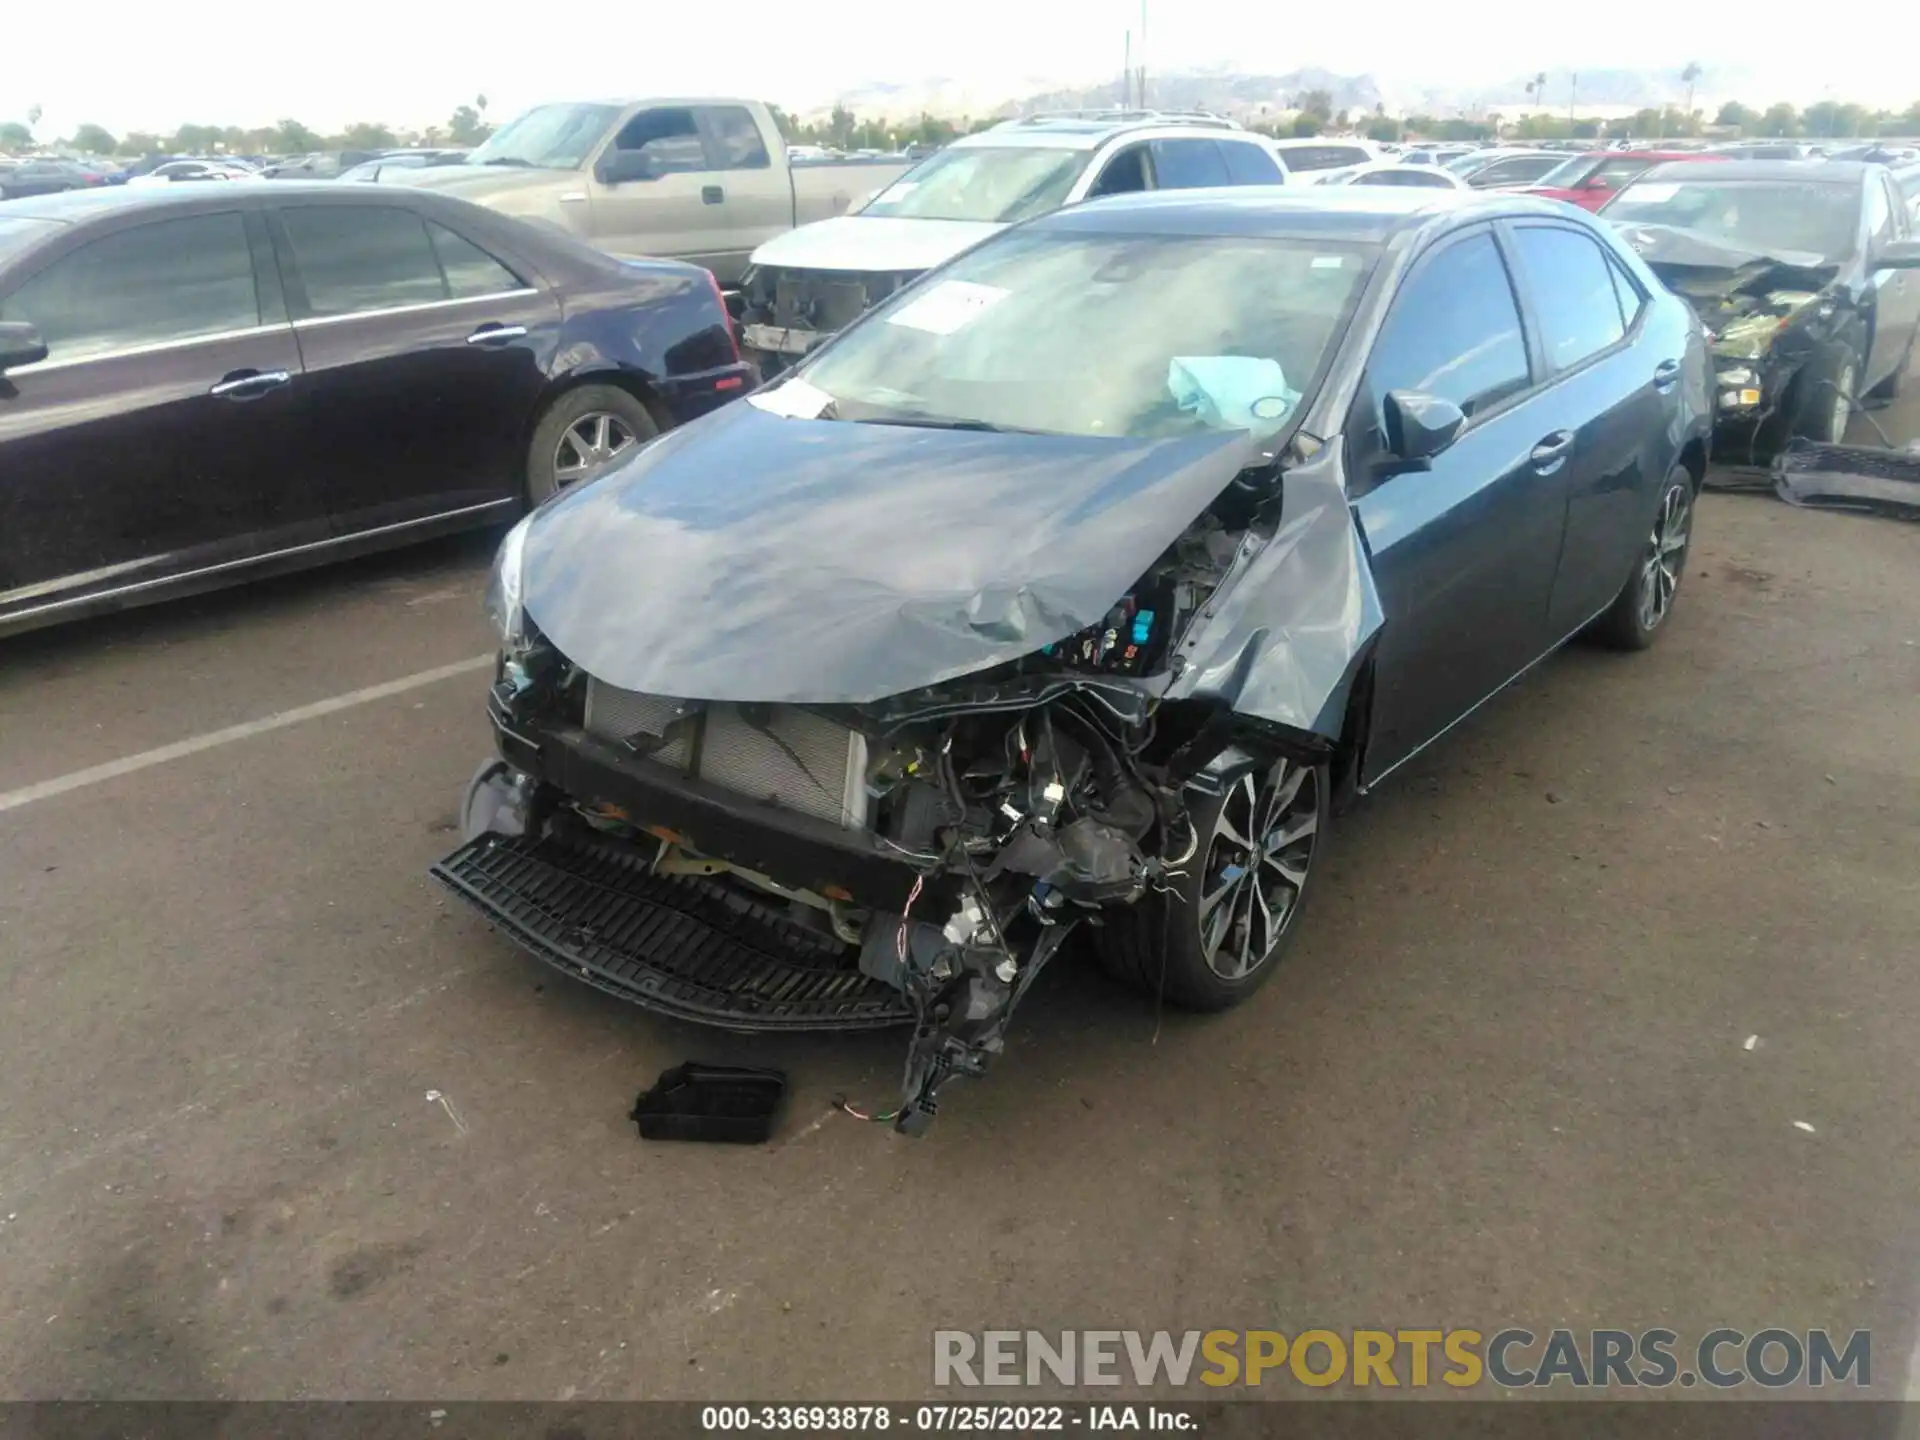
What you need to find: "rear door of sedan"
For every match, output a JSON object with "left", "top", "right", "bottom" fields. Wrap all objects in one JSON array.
[
  {"left": 267, "top": 197, "right": 560, "bottom": 535},
  {"left": 0, "top": 203, "right": 321, "bottom": 626}
]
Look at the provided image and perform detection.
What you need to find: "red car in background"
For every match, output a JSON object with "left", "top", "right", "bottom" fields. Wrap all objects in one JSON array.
[{"left": 1525, "top": 149, "right": 1728, "bottom": 211}]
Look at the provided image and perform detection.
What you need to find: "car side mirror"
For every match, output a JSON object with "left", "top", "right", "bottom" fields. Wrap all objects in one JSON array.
[
  {"left": 0, "top": 321, "right": 49, "bottom": 372},
  {"left": 1384, "top": 389, "right": 1465, "bottom": 464},
  {"left": 595, "top": 150, "right": 656, "bottom": 185},
  {"left": 1874, "top": 238, "right": 1920, "bottom": 270}
]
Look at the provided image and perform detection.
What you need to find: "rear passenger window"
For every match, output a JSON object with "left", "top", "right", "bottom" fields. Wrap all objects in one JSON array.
[
  {"left": 282, "top": 206, "right": 445, "bottom": 316},
  {"left": 0, "top": 211, "right": 258, "bottom": 363},
  {"left": 1368, "top": 231, "right": 1530, "bottom": 418},
  {"left": 427, "top": 221, "right": 521, "bottom": 298},
  {"left": 1087, "top": 145, "right": 1149, "bottom": 198},
  {"left": 1149, "top": 138, "right": 1229, "bottom": 190},
  {"left": 1606, "top": 251, "right": 1645, "bottom": 326},
  {"left": 1219, "top": 141, "right": 1284, "bottom": 185},
  {"left": 703, "top": 106, "right": 771, "bottom": 170},
  {"left": 1511, "top": 225, "right": 1627, "bottom": 371}
]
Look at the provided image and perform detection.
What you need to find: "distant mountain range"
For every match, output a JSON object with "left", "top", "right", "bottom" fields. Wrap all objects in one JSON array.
[{"left": 816, "top": 65, "right": 1787, "bottom": 124}]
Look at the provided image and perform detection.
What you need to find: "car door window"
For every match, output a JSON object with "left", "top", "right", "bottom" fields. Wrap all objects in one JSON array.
[
  {"left": 426, "top": 220, "right": 523, "bottom": 299},
  {"left": 1511, "top": 225, "right": 1627, "bottom": 371},
  {"left": 1865, "top": 178, "right": 1895, "bottom": 252},
  {"left": 702, "top": 106, "right": 771, "bottom": 170},
  {"left": 1606, "top": 250, "right": 1646, "bottom": 328},
  {"left": 1219, "top": 140, "right": 1283, "bottom": 185},
  {"left": 1592, "top": 156, "right": 1655, "bottom": 187},
  {"left": 281, "top": 205, "right": 447, "bottom": 317},
  {"left": 0, "top": 211, "right": 259, "bottom": 364},
  {"left": 1148, "top": 138, "right": 1229, "bottom": 190},
  {"left": 1367, "top": 230, "right": 1531, "bottom": 418},
  {"left": 1087, "top": 144, "right": 1149, "bottom": 198},
  {"left": 613, "top": 107, "right": 709, "bottom": 174}
]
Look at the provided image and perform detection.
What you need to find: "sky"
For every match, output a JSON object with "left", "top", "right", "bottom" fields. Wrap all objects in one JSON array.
[{"left": 4, "top": 0, "right": 1911, "bottom": 138}]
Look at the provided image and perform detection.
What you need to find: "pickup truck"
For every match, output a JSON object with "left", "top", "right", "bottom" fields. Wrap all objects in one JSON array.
[{"left": 399, "top": 98, "right": 909, "bottom": 284}]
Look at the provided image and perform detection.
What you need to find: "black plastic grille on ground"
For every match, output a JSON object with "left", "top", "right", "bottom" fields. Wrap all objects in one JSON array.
[{"left": 431, "top": 831, "right": 913, "bottom": 1031}]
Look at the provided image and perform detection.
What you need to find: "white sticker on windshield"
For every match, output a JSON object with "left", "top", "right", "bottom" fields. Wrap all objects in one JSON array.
[
  {"left": 1625, "top": 183, "right": 1679, "bottom": 203},
  {"left": 749, "top": 376, "right": 837, "bottom": 419},
  {"left": 1310, "top": 256, "right": 1346, "bottom": 269},
  {"left": 886, "top": 280, "right": 1009, "bottom": 335}
]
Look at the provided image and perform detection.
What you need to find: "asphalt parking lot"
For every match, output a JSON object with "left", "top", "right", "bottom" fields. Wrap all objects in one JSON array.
[{"left": 3, "top": 453, "right": 1919, "bottom": 1400}]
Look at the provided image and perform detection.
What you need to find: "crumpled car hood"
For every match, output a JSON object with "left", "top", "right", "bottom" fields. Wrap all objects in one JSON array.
[
  {"left": 1616, "top": 223, "right": 1835, "bottom": 298},
  {"left": 749, "top": 214, "right": 1005, "bottom": 275},
  {"left": 519, "top": 400, "right": 1257, "bottom": 704}
]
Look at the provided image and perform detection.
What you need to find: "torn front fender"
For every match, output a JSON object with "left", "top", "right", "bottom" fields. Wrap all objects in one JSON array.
[{"left": 1164, "top": 446, "right": 1384, "bottom": 738}]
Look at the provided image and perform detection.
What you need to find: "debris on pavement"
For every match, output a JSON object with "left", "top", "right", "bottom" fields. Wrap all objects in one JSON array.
[
  {"left": 1793, "top": 1120, "right": 1817, "bottom": 1134},
  {"left": 631, "top": 1063, "right": 788, "bottom": 1144},
  {"left": 1744, "top": 1034, "right": 1760, "bottom": 1051}
]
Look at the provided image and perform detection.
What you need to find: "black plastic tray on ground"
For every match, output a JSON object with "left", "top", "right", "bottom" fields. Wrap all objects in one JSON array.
[{"left": 631, "top": 1062, "right": 788, "bottom": 1143}]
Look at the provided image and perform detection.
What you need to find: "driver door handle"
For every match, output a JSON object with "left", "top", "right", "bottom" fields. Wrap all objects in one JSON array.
[
  {"left": 1653, "top": 358, "right": 1681, "bottom": 392},
  {"left": 466, "top": 324, "right": 528, "bottom": 347},
  {"left": 702, "top": 184, "right": 725, "bottom": 205},
  {"left": 1530, "top": 430, "right": 1574, "bottom": 473},
  {"left": 209, "top": 369, "right": 290, "bottom": 400}
]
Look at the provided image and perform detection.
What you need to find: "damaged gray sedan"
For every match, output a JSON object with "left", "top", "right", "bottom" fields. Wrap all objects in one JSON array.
[{"left": 434, "top": 189, "right": 1713, "bottom": 1134}]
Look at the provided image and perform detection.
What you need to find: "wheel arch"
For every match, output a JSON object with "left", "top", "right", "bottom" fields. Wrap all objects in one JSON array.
[{"left": 521, "top": 367, "right": 674, "bottom": 474}]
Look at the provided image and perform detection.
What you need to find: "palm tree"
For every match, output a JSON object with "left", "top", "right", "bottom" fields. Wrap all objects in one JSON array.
[
  {"left": 1524, "top": 71, "right": 1547, "bottom": 110},
  {"left": 1681, "top": 62, "right": 1702, "bottom": 125}
]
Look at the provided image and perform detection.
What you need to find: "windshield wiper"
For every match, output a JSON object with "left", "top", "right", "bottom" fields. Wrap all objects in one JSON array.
[
  {"left": 479, "top": 156, "right": 534, "bottom": 167},
  {"left": 859, "top": 412, "right": 1035, "bottom": 434}
]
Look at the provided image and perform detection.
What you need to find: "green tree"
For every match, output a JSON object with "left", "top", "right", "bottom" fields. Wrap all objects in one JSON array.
[
  {"left": 1364, "top": 115, "right": 1401, "bottom": 142},
  {"left": 272, "top": 118, "right": 323, "bottom": 154},
  {"left": 0, "top": 120, "right": 31, "bottom": 150},
  {"left": 767, "top": 105, "right": 798, "bottom": 141},
  {"left": 1680, "top": 62, "right": 1702, "bottom": 121},
  {"left": 446, "top": 106, "right": 490, "bottom": 146},
  {"left": 1297, "top": 89, "right": 1334, "bottom": 122},
  {"left": 1800, "top": 100, "right": 1866, "bottom": 138},
  {"left": 340, "top": 121, "right": 398, "bottom": 151},
  {"left": 116, "top": 130, "right": 164, "bottom": 156},
  {"left": 827, "top": 104, "right": 856, "bottom": 149},
  {"left": 171, "top": 123, "right": 222, "bottom": 153},
  {"left": 1291, "top": 113, "right": 1323, "bottom": 137},
  {"left": 1759, "top": 102, "right": 1798, "bottom": 137},
  {"left": 70, "top": 122, "right": 116, "bottom": 154},
  {"left": 1716, "top": 101, "right": 1755, "bottom": 131}
]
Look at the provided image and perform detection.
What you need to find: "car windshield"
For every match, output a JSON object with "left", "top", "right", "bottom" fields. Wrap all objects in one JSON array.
[
  {"left": 1607, "top": 180, "right": 1859, "bottom": 263},
  {"left": 1536, "top": 154, "right": 1602, "bottom": 187},
  {"left": 0, "top": 217, "right": 60, "bottom": 264},
  {"left": 785, "top": 228, "right": 1377, "bottom": 440},
  {"left": 465, "top": 103, "right": 620, "bottom": 171},
  {"left": 859, "top": 147, "right": 1093, "bottom": 223}
]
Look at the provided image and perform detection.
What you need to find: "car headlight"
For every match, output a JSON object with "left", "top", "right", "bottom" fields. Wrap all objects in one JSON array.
[{"left": 484, "top": 516, "right": 533, "bottom": 653}]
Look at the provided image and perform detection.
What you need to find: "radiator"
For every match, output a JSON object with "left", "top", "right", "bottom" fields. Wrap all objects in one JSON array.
[{"left": 584, "top": 681, "right": 870, "bottom": 829}]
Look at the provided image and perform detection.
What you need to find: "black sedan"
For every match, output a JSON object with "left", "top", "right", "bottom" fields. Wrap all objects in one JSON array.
[
  {"left": 435, "top": 188, "right": 1714, "bottom": 1135},
  {"left": 0, "top": 184, "right": 752, "bottom": 636},
  {"left": 1603, "top": 161, "right": 1920, "bottom": 457}
]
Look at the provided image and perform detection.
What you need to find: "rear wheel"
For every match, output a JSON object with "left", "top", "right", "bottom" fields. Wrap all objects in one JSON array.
[
  {"left": 1589, "top": 465, "right": 1695, "bottom": 651},
  {"left": 525, "top": 385, "right": 658, "bottom": 506},
  {"left": 1093, "top": 757, "right": 1329, "bottom": 1011}
]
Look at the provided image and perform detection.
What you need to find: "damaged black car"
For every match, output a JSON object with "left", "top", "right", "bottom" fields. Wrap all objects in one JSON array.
[
  {"left": 434, "top": 189, "right": 1713, "bottom": 1135},
  {"left": 1604, "top": 161, "right": 1920, "bottom": 461}
]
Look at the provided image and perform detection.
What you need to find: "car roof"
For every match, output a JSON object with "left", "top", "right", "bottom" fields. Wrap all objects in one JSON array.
[
  {"left": 0, "top": 180, "right": 395, "bottom": 224},
  {"left": 1030, "top": 185, "right": 1584, "bottom": 242},
  {"left": 1636, "top": 159, "right": 1870, "bottom": 185},
  {"left": 955, "top": 111, "right": 1247, "bottom": 151}
]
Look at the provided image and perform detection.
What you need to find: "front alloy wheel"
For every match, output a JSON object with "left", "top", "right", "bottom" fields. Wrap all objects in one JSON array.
[{"left": 1199, "top": 760, "right": 1321, "bottom": 980}]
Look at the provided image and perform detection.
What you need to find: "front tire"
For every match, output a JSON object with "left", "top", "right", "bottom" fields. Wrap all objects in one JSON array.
[
  {"left": 1791, "top": 343, "right": 1860, "bottom": 444},
  {"left": 1093, "top": 756, "right": 1329, "bottom": 1011},
  {"left": 1590, "top": 464, "right": 1695, "bottom": 651},
  {"left": 525, "top": 384, "right": 658, "bottom": 506}
]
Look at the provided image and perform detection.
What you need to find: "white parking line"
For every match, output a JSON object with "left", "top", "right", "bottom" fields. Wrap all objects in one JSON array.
[{"left": 0, "top": 653, "right": 494, "bottom": 815}]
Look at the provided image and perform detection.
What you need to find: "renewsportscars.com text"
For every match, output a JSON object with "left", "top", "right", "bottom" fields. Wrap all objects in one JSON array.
[{"left": 932, "top": 1328, "right": 1872, "bottom": 1390}]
